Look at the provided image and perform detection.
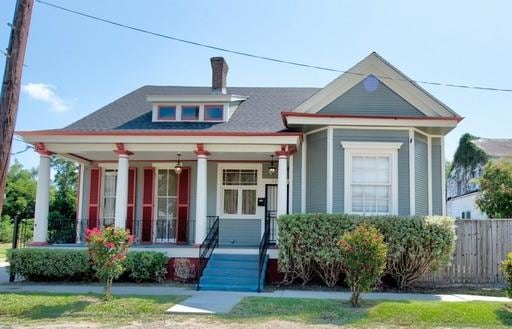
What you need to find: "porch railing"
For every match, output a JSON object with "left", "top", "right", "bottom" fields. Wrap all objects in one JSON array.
[
  {"left": 267, "top": 210, "right": 278, "bottom": 244},
  {"left": 257, "top": 212, "right": 271, "bottom": 292},
  {"left": 197, "top": 216, "right": 219, "bottom": 289}
]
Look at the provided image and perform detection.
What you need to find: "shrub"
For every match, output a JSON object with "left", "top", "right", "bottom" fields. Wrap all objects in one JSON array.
[
  {"left": 0, "top": 216, "right": 13, "bottom": 243},
  {"left": 339, "top": 224, "right": 387, "bottom": 307},
  {"left": 476, "top": 160, "right": 512, "bottom": 218},
  {"left": 7, "top": 248, "right": 92, "bottom": 281},
  {"left": 86, "top": 227, "right": 134, "bottom": 299},
  {"left": 501, "top": 252, "right": 512, "bottom": 298},
  {"left": 278, "top": 214, "right": 455, "bottom": 289},
  {"left": 124, "top": 251, "right": 168, "bottom": 282},
  {"left": 174, "top": 258, "right": 196, "bottom": 282}
]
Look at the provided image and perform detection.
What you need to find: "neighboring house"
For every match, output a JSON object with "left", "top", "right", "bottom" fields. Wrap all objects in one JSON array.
[
  {"left": 18, "top": 52, "right": 462, "bottom": 291},
  {"left": 447, "top": 137, "right": 512, "bottom": 219}
]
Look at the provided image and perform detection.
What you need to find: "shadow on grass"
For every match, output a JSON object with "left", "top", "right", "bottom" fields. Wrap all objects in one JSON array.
[
  {"left": 223, "top": 297, "right": 410, "bottom": 326},
  {"left": 496, "top": 304, "right": 512, "bottom": 327}
]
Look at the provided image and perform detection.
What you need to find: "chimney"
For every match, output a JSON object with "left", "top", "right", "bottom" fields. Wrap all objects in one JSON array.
[{"left": 211, "top": 57, "right": 228, "bottom": 94}]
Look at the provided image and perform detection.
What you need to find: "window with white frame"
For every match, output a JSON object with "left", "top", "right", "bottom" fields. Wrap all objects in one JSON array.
[
  {"left": 222, "top": 169, "right": 257, "bottom": 216},
  {"left": 156, "top": 169, "right": 178, "bottom": 242},
  {"left": 342, "top": 142, "right": 402, "bottom": 215},
  {"left": 102, "top": 169, "right": 117, "bottom": 227}
]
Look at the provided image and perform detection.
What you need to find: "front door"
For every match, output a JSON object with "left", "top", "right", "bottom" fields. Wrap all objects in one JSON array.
[{"left": 265, "top": 184, "right": 278, "bottom": 243}]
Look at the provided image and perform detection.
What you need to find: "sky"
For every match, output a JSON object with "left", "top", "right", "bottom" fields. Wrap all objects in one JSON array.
[{"left": 1, "top": 0, "right": 511, "bottom": 170}]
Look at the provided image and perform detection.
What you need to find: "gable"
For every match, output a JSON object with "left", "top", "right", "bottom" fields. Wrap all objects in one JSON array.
[{"left": 318, "top": 75, "right": 425, "bottom": 117}]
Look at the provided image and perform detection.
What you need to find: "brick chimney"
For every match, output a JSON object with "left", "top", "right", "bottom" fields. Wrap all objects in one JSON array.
[{"left": 211, "top": 57, "right": 228, "bottom": 94}]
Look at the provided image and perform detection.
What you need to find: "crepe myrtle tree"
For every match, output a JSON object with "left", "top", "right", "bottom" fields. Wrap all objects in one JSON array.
[{"left": 476, "top": 159, "right": 512, "bottom": 218}]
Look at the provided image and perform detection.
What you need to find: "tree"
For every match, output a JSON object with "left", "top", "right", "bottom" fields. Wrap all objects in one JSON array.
[
  {"left": 49, "top": 158, "right": 78, "bottom": 220},
  {"left": 445, "top": 161, "right": 452, "bottom": 179},
  {"left": 476, "top": 160, "right": 512, "bottom": 218},
  {"left": 3, "top": 160, "right": 37, "bottom": 221}
]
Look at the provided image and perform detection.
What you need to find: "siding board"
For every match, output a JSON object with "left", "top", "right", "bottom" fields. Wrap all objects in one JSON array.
[
  {"left": 219, "top": 218, "right": 261, "bottom": 246},
  {"left": 415, "top": 134, "right": 428, "bottom": 215},
  {"left": 306, "top": 130, "right": 327, "bottom": 212},
  {"left": 432, "top": 138, "right": 443, "bottom": 215}
]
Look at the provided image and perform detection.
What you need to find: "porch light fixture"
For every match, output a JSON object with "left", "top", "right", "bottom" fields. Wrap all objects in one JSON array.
[
  {"left": 174, "top": 153, "right": 183, "bottom": 175},
  {"left": 268, "top": 155, "right": 276, "bottom": 176}
]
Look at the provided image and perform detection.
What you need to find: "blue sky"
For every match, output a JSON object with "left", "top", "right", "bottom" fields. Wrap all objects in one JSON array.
[{"left": 1, "top": 0, "right": 511, "bottom": 169}]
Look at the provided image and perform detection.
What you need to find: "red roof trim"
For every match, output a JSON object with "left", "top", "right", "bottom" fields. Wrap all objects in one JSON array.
[
  {"left": 281, "top": 112, "right": 464, "bottom": 126},
  {"left": 16, "top": 130, "right": 302, "bottom": 137}
]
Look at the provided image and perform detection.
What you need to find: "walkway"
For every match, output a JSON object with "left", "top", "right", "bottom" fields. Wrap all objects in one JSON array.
[{"left": 1, "top": 281, "right": 510, "bottom": 314}]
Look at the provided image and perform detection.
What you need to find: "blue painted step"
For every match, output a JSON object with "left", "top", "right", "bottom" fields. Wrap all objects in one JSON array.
[{"left": 198, "top": 253, "right": 268, "bottom": 292}]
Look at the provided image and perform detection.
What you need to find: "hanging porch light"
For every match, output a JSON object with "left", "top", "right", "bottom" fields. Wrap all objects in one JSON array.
[
  {"left": 174, "top": 153, "right": 183, "bottom": 175},
  {"left": 268, "top": 155, "right": 276, "bottom": 176}
]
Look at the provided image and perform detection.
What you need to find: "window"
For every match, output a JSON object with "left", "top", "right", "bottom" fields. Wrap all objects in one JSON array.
[
  {"left": 156, "top": 169, "right": 178, "bottom": 242},
  {"left": 102, "top": 170, "right": 117, "bottom": 227},
  {"left": 205, "top": 105, "right": 224, "bottom": 121},
  {"left": 222, "top": 169, "right": 258, "bottom": 216},
  {"left": 181, "top": 106, "right": 200, "bottom": 121},
  {"left": 157, "top": 106, "right": 176, "bottom": 120},
  {"left": 342, "top": 142, "right": 402, "bottom": 215}
]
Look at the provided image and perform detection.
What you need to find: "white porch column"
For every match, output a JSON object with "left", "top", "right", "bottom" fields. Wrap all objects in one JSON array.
[
  {"left": 277, "top": 153, "right": 289, "bottom": 218},
  {"left": 194, "top": 146, "right": 209, "bottom": 244},
  {"left": 33, "top": 149, "right": 52, "bottom": 244},
  {"left": 114, "top": 144, "right": 132, "bottom": 229}
]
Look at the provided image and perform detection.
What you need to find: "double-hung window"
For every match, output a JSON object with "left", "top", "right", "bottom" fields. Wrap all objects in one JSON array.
[
  {"left": 342, "top": 142, "right": 402, "bottom": 215},
  {"left": 102, "top": 169, "right": 117, "bottom": 227},
  {"left": 222, "top": 169, "right": 258, "bottom": 216}
]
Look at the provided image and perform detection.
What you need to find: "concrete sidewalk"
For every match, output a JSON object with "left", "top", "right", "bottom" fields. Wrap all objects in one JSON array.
[{"left": 1, "top": 281, "right": 510, "bottom": 314}]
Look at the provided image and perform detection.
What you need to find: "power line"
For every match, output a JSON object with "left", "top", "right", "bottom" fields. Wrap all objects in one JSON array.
[{"left": 36, "top": 0, "right": 512, "bottom": 93}]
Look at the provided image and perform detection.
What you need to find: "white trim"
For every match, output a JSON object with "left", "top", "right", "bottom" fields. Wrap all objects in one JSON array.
[
  {"left": 98, "top": 162, "right": 119, "bottom": 170},
  {"left": 409, "top": 129, "right": 416, "bottom": 215},
  {"left": 304, "top": 126, "right": 329, "bottom": 136},
  {"left": 341, "top": 141, "right": 403, "bottom": 150},
  {"left": 341, "top": 142, "right": 401, "bottom": 215},
  {"left": 326, "top": 127, "right": 333, "bottom": 213},
  {"left": 301, "top": 140, "right": 307, "bottom": 213},
  {"left": 289, "top": 154, "right": 294, "bottom": 213},
  {"left": 77, "top": 164, "right": 85, "bottom": 224},
  {"left": 441, "top": 136, "right": 447, "bottom": 216},
  {"left": 292, "top": 52, "right": 457, "bottom": 118},
  {"left": 427, "top": 136, "right": 433, "bottom": 215},
  {"left": 216, "top": 163, "right": 264, "bottom": 220}
]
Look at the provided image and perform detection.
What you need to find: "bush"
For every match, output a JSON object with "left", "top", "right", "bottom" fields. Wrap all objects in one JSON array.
[
  {"left": 174, "top": 258, "right": 196, "bottom": 282},
  {"left": 501, "top": 252, "right": 512, "bottom": 298},
  {"left": 339, "top": 224, "right": 387, "bottom": 307},
  {"left": 476, "top": 160, "right": 512, "bottom": 218},
  {"left": 0, "top": 216, "right": 13, "bottom": 243},
  {"left": 278, "top": 214, "right": 455, "bottom": 289},
  {"left": 7, "top": 248, "right": 168, "bottom": 283},
  {"left": 125, "top": 251, "right": 168, "bottom": 282},
  {"left": 7, "top": 248, "right": 92, "bottom": 281}
]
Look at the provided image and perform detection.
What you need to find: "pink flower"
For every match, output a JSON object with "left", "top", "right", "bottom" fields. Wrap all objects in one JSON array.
[{"left": 105, "top": 242, "right": 115, "bottom": 249}]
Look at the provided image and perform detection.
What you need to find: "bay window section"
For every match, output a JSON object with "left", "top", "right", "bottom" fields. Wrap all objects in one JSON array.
[{"left": 222, "top": 169, "right": 257, "bottom": 216}]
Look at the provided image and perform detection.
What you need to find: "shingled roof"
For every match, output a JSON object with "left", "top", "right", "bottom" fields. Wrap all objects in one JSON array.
[
  {"left": 475, "top": 138, "right": 512, "bottom": 158},
  {"left": 64, "top": 86, "right": 320, "bottom": 133}
]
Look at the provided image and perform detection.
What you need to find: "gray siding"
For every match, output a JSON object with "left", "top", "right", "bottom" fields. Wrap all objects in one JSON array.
[
  {"left": 432, "top": 138, "right": 443, "bottom": 215},
  {"left": 306, "top": 130, "right": 327, "bottom": 212},
  {"left": 332, "top": 129, "right": 410, "bottom": 215},
  {"left": 219, "top": 218, "right": 261, "bottom": 246},
  {"left": 415, "top": 134, "right": 429, "bottom": 215},
  {"left": 319, "top": 76, "right": 425, "bottom": 117},
  {"left": 292, "top": 146, "right": 302, "bottom": 213}
]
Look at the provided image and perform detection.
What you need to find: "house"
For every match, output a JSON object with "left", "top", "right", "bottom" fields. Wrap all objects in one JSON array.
[
  {"left": 17, "top": 52, "right": 462, "bottom": 291},
  {"left": 447, "top": 135, "right": 512, "bottom": 219}
]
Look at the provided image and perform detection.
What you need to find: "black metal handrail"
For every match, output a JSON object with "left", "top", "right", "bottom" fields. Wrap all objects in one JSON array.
[
  {"left": 257, "top": 212, "right": 271, "bottom": 292},
  {"left": 197, "top": 216, "right": 219, "bottom": 289}
]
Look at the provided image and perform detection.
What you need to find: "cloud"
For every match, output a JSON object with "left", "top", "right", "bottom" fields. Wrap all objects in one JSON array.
[{"left": 22, "top": 83, "right": 70, "bottom": 112}]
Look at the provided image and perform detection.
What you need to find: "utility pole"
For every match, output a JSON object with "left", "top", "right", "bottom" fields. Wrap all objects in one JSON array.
[{"left": 0, "top": 0, "right": 34, "bottom": 216}]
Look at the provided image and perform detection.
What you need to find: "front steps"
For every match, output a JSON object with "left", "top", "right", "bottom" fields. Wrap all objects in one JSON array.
[{"left": 198, "top": 253, "right": 268, "bottom": 292}]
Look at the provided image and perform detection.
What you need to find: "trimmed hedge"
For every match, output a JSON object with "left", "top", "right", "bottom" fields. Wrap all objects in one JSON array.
[
  {"left": 278, "top": 214, "right": 455, "bottom": 289},
  {"left": 7, "top": 248, "right": 169, "bottom": 283}
]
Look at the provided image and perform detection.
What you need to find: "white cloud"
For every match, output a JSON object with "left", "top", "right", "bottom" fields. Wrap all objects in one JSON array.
[{"left": 22, "top": 83, "right": 70, "bottom": 112}]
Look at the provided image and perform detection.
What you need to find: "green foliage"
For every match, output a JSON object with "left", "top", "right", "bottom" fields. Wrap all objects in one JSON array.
[
  {"left": 338, "top": 224, "right": 387, "bottom": 307},
  {"left": 278, "top": 214, "right": 455, "bottom": 289},
  {"left": 124, "top": 251, "right": 168, "bottom": 282},
  {"left": 0, "top": 216, "right": 13, "bottom": 243},
  {"left": 7, "top": 248, "right": 93, "bottom": 281},
  {"left": 86, "top": 227, "right": 134, "bottom": 299},
  {"left": 451, "top": 133, "right": 488, "bottom": 174},
  {"left": 49, "top": 158, "right": 78, "bottom": 222},
  {"left": 2, "top": 160, "right": 37, "bottom": 221},
  {"left": 476, "top": 160, "right": 512, "bottom": 218},
  {"left": 501, "top": 252, "right": 512, "bottom": 298}
]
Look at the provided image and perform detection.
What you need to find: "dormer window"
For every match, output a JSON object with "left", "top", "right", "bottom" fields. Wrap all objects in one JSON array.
[
  {"left": 157, "top": 106, "right": 176, "bottom": 121},
  {"left": 205, "top": 105, "right": 224, "bottom": 121},
  {"left": 181, "top": 106, "right": 200, "bottom": 121}
]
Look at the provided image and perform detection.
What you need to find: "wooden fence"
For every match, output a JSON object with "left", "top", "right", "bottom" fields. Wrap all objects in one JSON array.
[{"left": 419, "top": 219, "right": 512, "bottom": 286}]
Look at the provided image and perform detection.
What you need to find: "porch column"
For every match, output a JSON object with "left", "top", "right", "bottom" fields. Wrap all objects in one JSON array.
[
  {"left": 277, "top": 150, "right": 289, "bottom": 218},
  {"left": 114, "top": 144, "right": 132, "bottom": 228},
  {"left": 33, "top": 145, "right": 52, "bottom": 244},
  {"left": 194, "top": 144, "right": 209, "bottom": 244}
]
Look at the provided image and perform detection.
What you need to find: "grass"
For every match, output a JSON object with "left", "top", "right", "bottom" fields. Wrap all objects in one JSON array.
[
  {"left": 0, "top": 292, "right": 188, "bottom": 327},
  {"left": 227, "top": 297, "right": 512, "bottom": 328},
  {"left": 0, "top": 243, "right": 9, "bottom": 262}
]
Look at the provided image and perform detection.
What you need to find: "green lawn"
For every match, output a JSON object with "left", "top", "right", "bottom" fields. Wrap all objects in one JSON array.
[
  {"left": 227, "top": 297, "right": 512, "bottom": 328},
  {"left": 0, "top": 243, "right": 9, "bottom": 262},
  {"left": 0, "top": 292, "right": 188, "bottom": 326}
]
